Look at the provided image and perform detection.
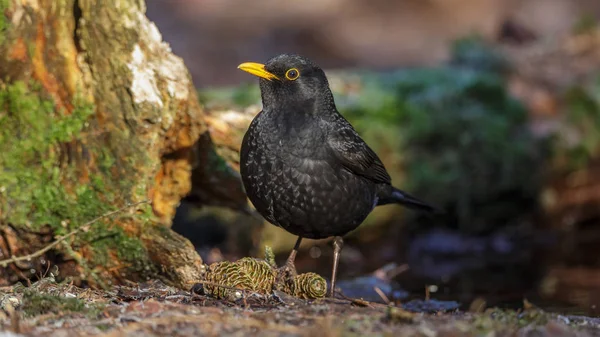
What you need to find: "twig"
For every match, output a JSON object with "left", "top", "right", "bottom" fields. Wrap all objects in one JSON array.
[
  {"left": 386, "top": 264, "right": 409, "bottom": 279},
  {"left": 374, "top": 286, "right": 391, "bottom": 304},
  {"left": 350, "top": 298, "right": 373, "bottom": 308},
  {"left": 0, "top": 200, "right": 149, "bottom": 267},
  {"left": 164, "top": 295, "right": 188, "bottom": 301},
  {"left": 336, "top": 292, "right": 375, "bottom": 308}
]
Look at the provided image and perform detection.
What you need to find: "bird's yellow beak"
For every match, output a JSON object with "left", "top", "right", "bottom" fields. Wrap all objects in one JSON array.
[{"left": 237, "top": 62, "right": 280, "bottom": 81}]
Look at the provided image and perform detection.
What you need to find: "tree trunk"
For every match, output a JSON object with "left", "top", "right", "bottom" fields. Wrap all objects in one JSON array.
[{"left": 0, "top": 0, "right": 246, "bottom": 289}]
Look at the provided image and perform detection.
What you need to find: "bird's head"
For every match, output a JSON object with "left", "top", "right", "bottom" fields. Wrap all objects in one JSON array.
[{"left": 238, "top": 54, "right": 333, "bottom": 112}]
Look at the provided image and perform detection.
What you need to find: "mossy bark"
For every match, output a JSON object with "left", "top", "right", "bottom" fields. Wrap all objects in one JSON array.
[{"left": 0, "top": 0, "right": 246, "bottom": 288}]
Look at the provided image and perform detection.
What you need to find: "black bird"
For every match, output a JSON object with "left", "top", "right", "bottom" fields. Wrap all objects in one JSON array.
[{"left": 238, "top": 54, "right": 436, "bottom": 296}]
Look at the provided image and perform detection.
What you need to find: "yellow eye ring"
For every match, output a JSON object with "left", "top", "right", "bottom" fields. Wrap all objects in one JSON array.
[{"left": 285, "top": 68, "right": 300, "bottom": 81}]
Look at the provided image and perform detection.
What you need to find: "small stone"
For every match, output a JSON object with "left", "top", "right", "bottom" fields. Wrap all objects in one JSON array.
[{"left": 0, "top": 295, "right": 21, "bottom": 312}]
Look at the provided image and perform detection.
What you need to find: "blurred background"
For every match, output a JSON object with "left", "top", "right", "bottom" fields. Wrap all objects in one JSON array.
[{"left": 147, "top": 0, "right": 600, "bottom": 314}]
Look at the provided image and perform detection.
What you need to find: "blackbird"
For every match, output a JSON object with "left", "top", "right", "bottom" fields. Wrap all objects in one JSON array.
[{"left": 238, "top": 54, "right": 436, "bottom": 296}]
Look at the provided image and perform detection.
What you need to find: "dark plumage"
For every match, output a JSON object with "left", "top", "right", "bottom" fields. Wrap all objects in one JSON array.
[{"left": 238, "top": 54, "right": 436, "bottom": 296}]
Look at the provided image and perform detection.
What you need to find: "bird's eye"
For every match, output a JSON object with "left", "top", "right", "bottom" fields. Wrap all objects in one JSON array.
[{"left": 285, "top": 68, "right": 300, "bottom": 81}]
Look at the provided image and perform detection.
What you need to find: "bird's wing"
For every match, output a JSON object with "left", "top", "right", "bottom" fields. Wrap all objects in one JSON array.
[{"left": 326, "top": 126, "right": 391, "bottom": 184}]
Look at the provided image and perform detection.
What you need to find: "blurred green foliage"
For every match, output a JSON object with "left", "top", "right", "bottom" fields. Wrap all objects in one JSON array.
[
  {"left": 198, "top": 82, "right": 261, "bottom": 109},
  {"left": 572, "top": 13, "right": 598, "bottom": 34},
  {"left": 450, "top": 36, "right": 510, "bottom": 74},
  {"left": 559, "top": 77, "right": 600, "bottom": 169},
  {"left": 341, "top": 38, "right": 546, "bottom": 233}
]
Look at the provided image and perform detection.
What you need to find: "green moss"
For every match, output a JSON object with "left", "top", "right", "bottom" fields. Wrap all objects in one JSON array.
[
  {"left": 23, "top": 291, "right": 85, "bottom": 317},
  {"left": 21, "top": 289, "right": 106, "bottom": 318},
  {"left": 137, "top": 202, "right": 156, "bottom": 223},
  {"left": 116, "top": 232, "right": 147, "bottom": 263},
  {"left": 473, "top": 307, "right": 550, "bottom": 333},
  {"left": 20, "top": 288, "right": 106, "bottom": 318},
  {"left": 0, "top": 0, "right": 8, "bottom": 46},
  {"left": 0, "top": 80, "right": 152, "bottom": 278},
  {"left": 0, "top": 81, "right": 95, "bottom": 228},
  {"left": 78, "top": 221, "right": 149, "bottom": 274},
  {"left": 21, "top": 291, "right": 84, "bottom": 317}
]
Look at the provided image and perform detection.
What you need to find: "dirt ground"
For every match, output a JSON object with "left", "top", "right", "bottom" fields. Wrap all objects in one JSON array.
[{"left": 1, "top": 277, "right": 599, "bottom": 337}]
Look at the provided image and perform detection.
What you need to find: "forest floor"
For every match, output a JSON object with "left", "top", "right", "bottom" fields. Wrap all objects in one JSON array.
[{"left": 0, "top": 277, "right": 599, "bottom": 337}]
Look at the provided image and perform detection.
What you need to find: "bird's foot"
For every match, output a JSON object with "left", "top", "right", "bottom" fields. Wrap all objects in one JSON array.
[
  {"left": 328, "top": 278, "right": 345, "bottom": 298},
  {"left": 277, "top": 259, "right": 298, "bottom": 279},
  {"left": 273, "top": 260, "right": 298, "bottom": 293},
  {"left": 329, "top": 236, "right": 344, "bottom": 298}
]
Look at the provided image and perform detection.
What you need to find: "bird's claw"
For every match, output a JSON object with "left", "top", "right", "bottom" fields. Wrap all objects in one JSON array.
[
  {"left": 273, "top": 259, "right": 298, "bottom": 293},
  {"left": 278, "top": 259, "right": 298, "bottom": 278}
]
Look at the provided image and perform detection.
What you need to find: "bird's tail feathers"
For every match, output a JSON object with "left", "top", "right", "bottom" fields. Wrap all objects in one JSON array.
[{"left": 377, "top": 186, "right": 441, "bottom": 214}]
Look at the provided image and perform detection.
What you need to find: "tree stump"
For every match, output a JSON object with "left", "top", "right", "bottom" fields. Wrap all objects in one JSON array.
[{"left": 0, "top": 0, "right": 246, "bottom": 288}]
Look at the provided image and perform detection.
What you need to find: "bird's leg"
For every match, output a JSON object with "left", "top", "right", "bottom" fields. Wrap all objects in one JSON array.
[
  {"left": 330, "top": 236, "right": 344, "bottom": 297},
  {"left": 274, "top": 236, "right": 302, "bottom": 292},
  {"left": 281, "top": 236, "right": 302, "bottom": 276}
]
